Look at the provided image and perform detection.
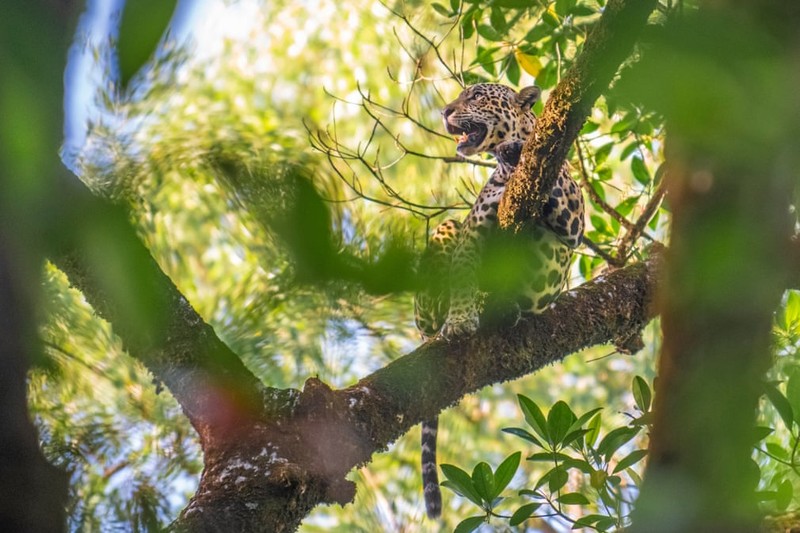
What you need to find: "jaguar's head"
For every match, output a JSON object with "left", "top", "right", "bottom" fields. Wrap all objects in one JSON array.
[{"left": 442, "top": 83, "right": 541, "bottom": 157}]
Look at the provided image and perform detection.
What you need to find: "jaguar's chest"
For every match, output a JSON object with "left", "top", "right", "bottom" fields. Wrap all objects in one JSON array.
[{"left": 463, "top": 164, "right": 513, "bottom": 230}]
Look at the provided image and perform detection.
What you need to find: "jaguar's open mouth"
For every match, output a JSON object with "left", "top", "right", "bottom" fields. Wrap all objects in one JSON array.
[{"left": 445, "top": 121, "right": 487, "bottom": 152}]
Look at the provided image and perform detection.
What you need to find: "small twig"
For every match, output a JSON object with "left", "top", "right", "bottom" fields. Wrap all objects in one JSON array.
[
  {"left": 575, "top": 141, "right": 637, "bottom": 234},
  {"left": 616, "top": 181, "right": 665, "bottom": 262}
]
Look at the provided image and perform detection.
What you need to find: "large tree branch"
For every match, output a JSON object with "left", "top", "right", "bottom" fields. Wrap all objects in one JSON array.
[
  {"left": 171, "top": 251, "right": 661, "bottom": 532},
  {"left": 48, "top": 177, "right": 284, "bottom": 450},
  {"left": 498, "top": 0, "right": 658, "bottom": 231}
]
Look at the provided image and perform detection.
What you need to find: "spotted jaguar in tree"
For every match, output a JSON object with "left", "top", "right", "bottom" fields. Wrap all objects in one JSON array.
[{"left": 414, "top": 83, "right": 585, "bottom": 518}]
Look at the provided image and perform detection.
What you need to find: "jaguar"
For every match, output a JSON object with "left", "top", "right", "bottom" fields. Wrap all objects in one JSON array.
[{"left": 414, "top": 83, "right": 585, "bottom": 518}]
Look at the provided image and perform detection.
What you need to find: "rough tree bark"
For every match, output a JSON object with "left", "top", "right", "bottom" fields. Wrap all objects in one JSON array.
[{"left": 628, "top": 2, "right": 800, "bottom": 531}]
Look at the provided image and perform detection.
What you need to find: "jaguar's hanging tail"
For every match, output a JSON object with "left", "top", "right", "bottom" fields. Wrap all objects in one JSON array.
[
  {"left": 414, "top": 219, "right": 460, "bottom": 519},
  {"left": 421, "top": 418, "right": 441, "bottom": 518}
]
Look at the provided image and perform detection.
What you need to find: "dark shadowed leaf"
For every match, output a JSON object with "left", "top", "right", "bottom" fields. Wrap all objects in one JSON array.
[
  {"left": 455, "top": 516, "right": 486, "bottom": 533},
  {"left": 509, "top": 502, "right": 541, "bottom": 526}
]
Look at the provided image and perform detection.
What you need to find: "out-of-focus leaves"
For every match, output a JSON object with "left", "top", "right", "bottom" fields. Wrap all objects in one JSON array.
[{"left": 117, "top": 0, "right": 178, "bottom": 89}]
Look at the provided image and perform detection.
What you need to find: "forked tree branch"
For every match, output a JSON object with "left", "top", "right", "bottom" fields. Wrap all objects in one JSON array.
[{"left": 498, "top": 0, "right": 659, "bottom": 230}]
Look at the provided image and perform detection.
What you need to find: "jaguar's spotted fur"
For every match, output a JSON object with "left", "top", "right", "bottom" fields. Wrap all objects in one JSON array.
[{"left": 414, "top": 83, "right": 585, "bottom": 518}]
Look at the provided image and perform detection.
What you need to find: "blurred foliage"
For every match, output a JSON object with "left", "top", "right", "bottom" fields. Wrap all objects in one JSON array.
[{"left": 13, "top": 0, "right": 798, "bottom": 531}]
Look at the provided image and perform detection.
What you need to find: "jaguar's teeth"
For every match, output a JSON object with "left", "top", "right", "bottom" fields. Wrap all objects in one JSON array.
[{"left": 457, "top": 133, "right": 468, "bottom": 143}]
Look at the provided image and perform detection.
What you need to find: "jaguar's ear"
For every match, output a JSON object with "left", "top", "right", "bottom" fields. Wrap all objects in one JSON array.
[{"left": 515, "top": 85, "right": 541, "bottom": 109}]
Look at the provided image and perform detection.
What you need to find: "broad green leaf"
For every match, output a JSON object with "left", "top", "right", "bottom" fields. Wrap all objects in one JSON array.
[
  {"left": 506, "top": 54, "right": 521, "bottom": 86},
  {"left": 764, "top": 382, "right": 794, "bottom": 430},
  {"left": 441, "top": 464, "right": 483, "bottom": 506},
  {"left": 477, "top": 24, "right": 502, "bottom": 41},
  {"left": 632, "top": 376, "right": 651, "bottom": 412},
  {"left": 566, "top": 407, "right": 603, "bottom": 435},
  {"left": 518, "top": 395, "right": 549, "bottom": 442},
  {"left": 117, "top": 0, "right": 178, "bottom": 89},
  {"left": 547, "top": 401, "right": 576, "bottom": 446},
  {"left": 572, "top": 514, "right": 610, "bottom": 529},
  {"left": 594, "top": 142, "right": 614, "bottom": 165},
  {"left": 450, "top": 0, "right": 460, "bottom": 11},
  {"left": 493, "top": 452, "right": 521, "bottom": 497},
  {"left": 558, "top": 492, "right": 590, "bottom": 505},
  {"left": 631, "top": 156, "right": 651, "bottom": 185},
  {"left": 472, "top": 462, "right": 495, "bottom": 502},
  {"left": 555, "top": 0, "right": 577, "bottom": 16},
  {"left": 502, "top": 427, "right": 543, "bottom": 447},
  {"left": 596, "top": 517, "right": 619, "bottom": 531},
  {"left": 752, "top": 426, "right": 773, "bottom": 443},
  {"left": 432, "top": 2, "right": 453, "bottom": 17},
  {"left": 597, "top": 426, "right": 639, "bottom": 460},
  {"left": 509, "top": 502, "right": 541, "bottom": 526},
  {"left": 619, "top": 140, "right": 640, "bottom": 161},
  {"left": 548, "top": 466, "right": 568, "bottom": 493},
  {"left": 527, "top": 451, "right": 574, "bottom": 463},
  {"left": 585, "top": 412, "right": 602, "bottom": 447},
  {"left": 490, "top": 7, "right": 507, "bottom": 31},
  {"left": 612, "top": 449, "right": 647, "bottom": 474},
  {"left": 776, "top": 479, "right": 793, "bottom": 510},
  {"left": 455, "top": 516, "right": 486, "bottom": 533}
]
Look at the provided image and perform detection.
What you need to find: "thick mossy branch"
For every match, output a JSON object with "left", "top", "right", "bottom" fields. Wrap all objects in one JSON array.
[
  {"left": 49, "top": 178, "right": 271, "bottom": 448},
  {"left": 346, "top": 250, "right": 660, "bottom": 459},
  {"left": 498, "top": 0, "right": 658, "bottom": 231},
  {"left": 170, "top": 252, "right": 661, "bottom": 533}
]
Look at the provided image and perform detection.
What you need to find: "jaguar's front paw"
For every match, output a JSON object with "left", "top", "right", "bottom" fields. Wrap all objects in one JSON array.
[{"left": 438, "top": 314, "right": 479, "bottom": 340}]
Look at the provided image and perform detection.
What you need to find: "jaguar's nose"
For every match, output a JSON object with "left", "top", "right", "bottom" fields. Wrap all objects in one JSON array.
[{"left": 441, "top": 106, "right": 454, "bottom": 119}]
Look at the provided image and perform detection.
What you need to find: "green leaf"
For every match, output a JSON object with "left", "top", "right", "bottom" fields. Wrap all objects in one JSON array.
[
  {"left": 632, "top": 376, "right": 652, "bottom": 412},
  {"left": 594, "top": 142, "right": 614, "bottom": 165},
  {"left": 776, "top": 479, "right": 793, "bottom": 510},
  {"left": 524, "top": 25, "right": 551, "bottom": 43},
  {"left": 597, "top": 427, "right": 639, "bottom": 460},
  {"left": 786, "top": 367, "right": 800, "bottom": 424},
  {"left": 555, "top": 0, "right": 577, "bottom": 16},
  {"left": 455, "top": 516, "right": 486, "bottom": 533},
  {"left": 441, "top": 464, "right": 483, "bottom": 506},
  {"left": 502, "top": 427, "right": 543, "bottom": 447},
  {"left": 509, "top": 502, "right": 541, "bottom": 526},
  {"left": 619, "top": 140, "right": 640, "bottom": 161},
  {"left": 547, "top": 401, "right": 576, "bottom": 446},
  {"left": 585, "top": 411, "right": 602, "bottom": 447},
  {"left": 117, "top": 0, "right": 178, "bottom": 89},
  {"left": 752, "top": 426, "right": 773, "bottom": 443},
  {"left": 612, "top": 449, "right": 647, "bottom": 474},
  {"left": 542, "top": 9, "right": 560, "bottom": 27},
  {"left": 490, "top": 7, "right": 507, "bottom": 31},
  {"left": 572, "top": 514, "right": 610, "bottom": 529},
  {"left": 477, "top": 24, "right": 503, "bottom": 41},
  {"left": 518, "top": 395, "right": 549, "bottom": 443},
  {"left": 558, "top": 492, "right": 590, "bottom": 505},
  {"left": 450, "top": 0, "right": 461, "bottom": 11},
  {"left": 548, "top": 466, "right": 568, "bottom": 493},
  {"left": 527, "top": 451, "right": 574, "bottom": 463},
  {"left": 432, "top": 2, "right": 453, "bottom": 17},
  {"left": 580, "top": 121, "right": 599, "bottom": 134},
  {"left": 631, "top": 156, "right": 651, "bottom": 185},
  {"left": 472, "top": 462, "right": 495, "bottom": 502},
  {"left": 493, "top": 452, "right": 521, "bottom": 497},
  {"left": 506, "top": 54, "right": 521, "bottom": 86},
  {"left": 764, "top": 382, "right": 795, "bottom": 430},
  {"left": 566, "top": 407, "right": 603, "bottom": 436}
]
